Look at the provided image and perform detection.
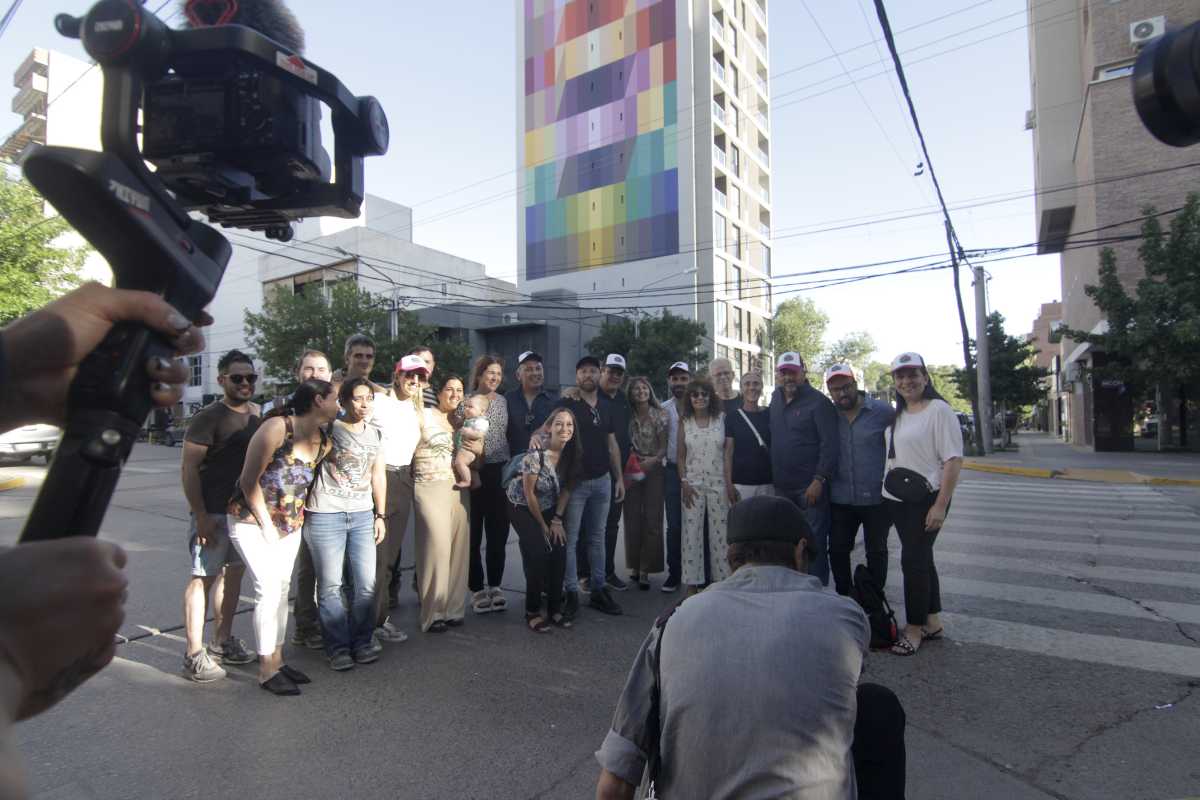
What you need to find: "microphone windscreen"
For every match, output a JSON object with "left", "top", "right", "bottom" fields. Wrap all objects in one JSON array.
[{"left": 182, "top": 0, "right": 306, "bottom": 55}]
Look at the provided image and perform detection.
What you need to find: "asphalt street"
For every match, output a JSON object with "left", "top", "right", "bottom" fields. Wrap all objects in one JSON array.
[{"left": 1, "top": 444, "right": 1198, "bottom": 799}]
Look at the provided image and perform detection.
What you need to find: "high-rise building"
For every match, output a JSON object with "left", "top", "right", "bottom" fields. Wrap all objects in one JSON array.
[
  {"left": 517, "top": 0, "right": 774, "bottom": 377},
  {"left": 1026, "top": 0, "right": 1199, "bottom": 450}
]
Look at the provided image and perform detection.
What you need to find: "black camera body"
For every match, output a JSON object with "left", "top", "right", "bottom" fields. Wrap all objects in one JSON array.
[
  {"left": 1133, "top": 21, "right": 1200, "bottom": 147},
  {"left": 19, "top": 0, "right": 389, "bottom": 542}
]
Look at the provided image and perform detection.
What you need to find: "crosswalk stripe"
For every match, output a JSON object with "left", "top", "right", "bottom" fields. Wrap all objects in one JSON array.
[
  {"left": 920, "top": 549, "right": 1200, "bottom": 590},
  {"left": 953, "top": 496, "right": 1197, "bottom": 517},
  {"left": 891, "top": 609, "right": 1200, "bottom": 678},
  {"left": 946, "top": 531, "right": 1200, "bottom": 563},
  {"left": 956, "top": 485, "right": 1163, "bottom": 501},
  {"left": 934, "top": 576, "right": 1200, "bottom": 625},
  {"left": 948, "top": 509, "right": 1199, "bottom": 532},
  {"left": 958, "top": 480, "right": 1160, "bottom": 494},
  {"left": 946, "top": 517, "right": 1200, "bottom": 547}
]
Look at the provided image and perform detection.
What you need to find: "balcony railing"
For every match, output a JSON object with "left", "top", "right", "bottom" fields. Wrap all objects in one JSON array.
[
  {"left": 711, "top": 13, "right": 722, "bottom": 33},
  {"left": 754, "top": 109, "right": 769, "bottom": 131},
  {"left": 712, "top": 101, "right": 725, "bottom": 125},
  {"left": 713, "top": 146, "right": 727, "bottom": 169},
  {"left": 754, "top": 75, "right": 769, "bottom": 97},
  {"left": 713, "top": 60, "right": 726, "bottom": 84},
  {"left": 757, "top": 147, "right": 770, "bottom": 165},
  {"left": 749, "top": 33, "right": 768, "bottom": 64},
  {"left": 752, "top": 0, "right": 767, "bottom": 28},
  {"left": 757, "top": 221, "right": 771, "bottom": 238},
  {"left": 757, "top": 184, "right": 770, "bottom": 203},
  {"left": 714, "top": 190, "right": 728, "bottom": 210}
]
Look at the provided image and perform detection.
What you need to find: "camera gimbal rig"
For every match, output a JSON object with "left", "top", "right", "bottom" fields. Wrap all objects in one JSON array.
[{"left": 19, "top": 0, "right": 388, "bottom": 542}]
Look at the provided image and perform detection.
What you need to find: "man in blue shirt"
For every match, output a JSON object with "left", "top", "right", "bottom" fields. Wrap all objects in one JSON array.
[
  {"left": 825, "top": 364, "right": 895, "bottom": 597},
  {"left": 769, "top": 352, "right": 839, "bottom": 586}
]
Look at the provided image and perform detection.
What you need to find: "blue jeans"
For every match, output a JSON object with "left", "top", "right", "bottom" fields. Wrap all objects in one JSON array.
[
  {"left": 564, "top": 475, "right": 610, "bottom": 593},
  {"left": 664, "top": 463, "right": 682, "bottom": 583},
  {"left": 778, "top": 488, "right": 832, "bottom": 587},
  {"left": 303, "top": 510, "right": 377, "bottom": 656}
]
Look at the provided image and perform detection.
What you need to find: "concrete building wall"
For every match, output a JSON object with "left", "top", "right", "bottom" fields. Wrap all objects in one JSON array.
[{"left": 1028, "top": 0, "right": 1200, "bottom": 447}]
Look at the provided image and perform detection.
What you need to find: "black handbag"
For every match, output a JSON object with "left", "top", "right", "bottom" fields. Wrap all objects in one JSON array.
[{"left": 884, "top": 419, "right": 934, "bottom": 503}]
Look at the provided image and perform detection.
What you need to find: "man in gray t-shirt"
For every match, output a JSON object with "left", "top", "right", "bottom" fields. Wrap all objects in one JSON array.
[{"left": 596, "top": 496, "right": 908, "bottom": 800}]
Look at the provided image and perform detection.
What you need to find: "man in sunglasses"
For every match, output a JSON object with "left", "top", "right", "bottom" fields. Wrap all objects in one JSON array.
[{"left": 179, "top": 349, "right": 262, "bottom": 682}]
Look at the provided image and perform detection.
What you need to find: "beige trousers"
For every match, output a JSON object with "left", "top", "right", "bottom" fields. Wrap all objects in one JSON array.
[{"left": 413, "top": 479, "right": 471, "bottom": 631}]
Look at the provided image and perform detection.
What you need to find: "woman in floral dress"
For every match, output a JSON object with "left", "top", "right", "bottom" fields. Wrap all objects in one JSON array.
[{"left": 677, "top": 377, "right": 731, "bottom": 592}]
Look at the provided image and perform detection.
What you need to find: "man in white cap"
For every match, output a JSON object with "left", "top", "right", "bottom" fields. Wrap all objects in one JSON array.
[
  {"left": 505, "top": 350, "right": 556, "bottom": 458},
  {"left": 661, "top": 361, "right": 692, "bottom": 592},
  {"left": 593, "top": 354, "right": 631, "bottom": 592},
  {"left": 825, "top": 363, "right": 895, "bottom": 597},
  {"left": 768, "top": 352, "right": 839, "bottom": 586}
]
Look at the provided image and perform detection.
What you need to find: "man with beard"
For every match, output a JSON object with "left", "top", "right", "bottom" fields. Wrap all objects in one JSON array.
[
  {"left": 825, "top": 364, "right": 894, "bottom": 597},
  {"left": 591, "top": 354, "right": 631, "bottom": 592},
  {"left": 555, "top": 356, "right": 625, "bottom": 616},
  {"left": 661, "top": 361, "right": 691, "bottom": 593},
  {"left": 179, "top": 350, "right": 261, "bottom": 681},
  {"left": 769, "top": 352, "right": 838, "bottom": 586}
]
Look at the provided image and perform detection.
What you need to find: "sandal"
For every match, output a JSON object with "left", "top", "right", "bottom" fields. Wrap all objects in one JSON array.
[
  {"left": 525, "top": 614, "right": 551, "bottom": 633},
  {"left": 890, "top": 636, "right": 919, "bottom": 657},
  {"left": 471, "top": 589, "right": 493, "bottom": 614},
  {"left": 922, "top": 627, "right": 944, "bottom": 641},
  {"left": 489, "top": 586, "right": 508, "bottom": 612},
  {"left": 550, "top": 613, "right": 573, "bottom": 629}
]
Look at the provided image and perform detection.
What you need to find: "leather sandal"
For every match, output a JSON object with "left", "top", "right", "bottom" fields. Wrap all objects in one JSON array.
[
  {"left": 921, "top": 627, "right": 944, "bottom": 641},
  {"left": 890, "top": 636, "right": 919, "bottom": 657},
  {"left": 525, "top": 614, "right": 551, "bottom": 633},
  {"left": 260, "top": 672, "right": 300, "bottom": 696},
  {"left": 279, "top": 664, "right": 311, "bottom": 684}
]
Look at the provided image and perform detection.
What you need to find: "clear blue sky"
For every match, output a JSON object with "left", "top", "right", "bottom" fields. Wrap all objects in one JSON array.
[{"left": 0, "top": 0, "right": 1062, "bottom": 368}]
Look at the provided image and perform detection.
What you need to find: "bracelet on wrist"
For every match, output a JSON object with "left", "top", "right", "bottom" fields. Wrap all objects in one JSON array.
[{"left": 374, "top": 511, "right": 387, "bottom": 520}]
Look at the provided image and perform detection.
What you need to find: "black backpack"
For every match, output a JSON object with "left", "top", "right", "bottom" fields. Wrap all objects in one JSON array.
[{"left": 851, "top": 564, "right": 899, "bottom": 650}]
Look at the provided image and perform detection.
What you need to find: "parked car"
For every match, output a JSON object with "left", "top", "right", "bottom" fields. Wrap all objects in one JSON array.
[{"left": 0, "top": 424, "right": 62, "bottom": 464}]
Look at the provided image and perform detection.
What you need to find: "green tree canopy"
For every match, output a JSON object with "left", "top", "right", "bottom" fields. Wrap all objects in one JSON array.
[
  {"left": 771, "top": 297, "right": 829, "bottom": 387},
  {"left": 244, "top": 281, "right": 469, "bottom": 391},
  {"left": 586, "top": 310, "right": 707, "bottom": 389},
  {"left": 0, "top": 178, "right": 88, "bottom": 324},
  {"left": 1060, "top": 194, "right": 1200, "bottom": 395},
  {"left": 953, "top": 311, "right": 1048, "bottom": 412}
]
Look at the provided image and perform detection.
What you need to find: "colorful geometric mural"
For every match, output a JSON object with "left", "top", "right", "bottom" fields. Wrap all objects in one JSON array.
[{"left": 523, "top": 0, "right": 680, "bottom": 281}]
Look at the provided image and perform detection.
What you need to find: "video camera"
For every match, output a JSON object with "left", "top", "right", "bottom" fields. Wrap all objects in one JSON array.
[
  {"left": 19, "top": 0, "right": 389, "bottom": 542},
  {"left": 1133, "top": 20, "right": 1200, "bottom": 147}
]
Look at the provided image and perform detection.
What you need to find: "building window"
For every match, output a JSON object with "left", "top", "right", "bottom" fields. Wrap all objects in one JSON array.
[
  {"left": 732, "top": 265, "right": 742, "bottom": 298},
  {"left": 733, "top": 308, "right": 743, "bottom": 342},
  {"left": 188, "top": 355, "right": 202, "bottom": 387},
  {"left": 732, "top": 186, "right": 741, "bottom": 218},
  {"left": 731, "top": 146, "right": 740, "bottom": 177},
  {"left": 762, "top": 243, "right": 771, "bottom": 275},
  {"left": 731, "top": 225, "right": 742, "bottom": 259},
  {"left": 714, "top": 214, "right": 726, "bottom": 251},
  {"left": 717, "top": 302, "right": 728, "bottom": 338}
]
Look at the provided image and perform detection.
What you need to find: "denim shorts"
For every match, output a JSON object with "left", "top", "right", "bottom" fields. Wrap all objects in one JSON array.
[{"left": 189, "top": 513, "right": 242, "bottom": 577}]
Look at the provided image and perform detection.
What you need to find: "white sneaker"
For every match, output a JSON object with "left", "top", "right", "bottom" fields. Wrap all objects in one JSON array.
[{"left": 183, "top": 650, "right": 226, "bottom": 683}]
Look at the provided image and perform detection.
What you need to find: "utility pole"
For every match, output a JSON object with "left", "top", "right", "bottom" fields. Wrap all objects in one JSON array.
[
  {"left": 947, "top": 222, "right": 984, "bottom": 454},
  {"left": 973, "top": 261, "right": 994, "bottom": 454}
]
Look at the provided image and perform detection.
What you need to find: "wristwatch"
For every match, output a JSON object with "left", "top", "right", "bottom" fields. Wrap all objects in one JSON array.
[{"left": 374, "top": 512, "right": 387, "bottom": 520}]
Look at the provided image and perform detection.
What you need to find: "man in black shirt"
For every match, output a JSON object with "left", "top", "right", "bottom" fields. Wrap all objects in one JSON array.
[
  {"left": 505, "top": 350, "right": 556, "bottom": 457},
  {"left": 180, "top": 350, "right": 261, "bottom": 681},
  {"left": 555, "top": 356, "right": 625, "bottom": 617},
  {"left": 710, "top": 357, "right": 741, "bottom": 414},
  {"left": 589, "top": 354, "right": 631, "bottom": 592}
]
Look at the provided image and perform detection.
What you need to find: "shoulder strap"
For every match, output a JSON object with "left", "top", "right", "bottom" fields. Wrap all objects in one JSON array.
[
  {"left": 283, "top": 414, "right": 295, "bottom": 440},
  {"left": 737, "top": 408, "right": 766, "bottom": 449},
  {"left": 888, "top": 413, "right": 898, "bottom": 460},
  {"left": 646, "top": 601, "right": 680, "bottom": 792}
]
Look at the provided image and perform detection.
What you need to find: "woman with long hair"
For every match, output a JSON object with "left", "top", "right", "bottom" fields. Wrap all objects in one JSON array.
[
  {"left": 506, "top": 407, "right": 583, "bottom": 631},
  {"left": 884, "top": 352, "right": 963, "bottom": 657},
  {"left": 466, "top": 355, "right": 513, "bottom": 614},
  {"left": 227, "top": 379, "right": 337, "bottom": 695},
  {"left": 302, "top": 377, "right": 387, "bottom": 672},
  {"left": 624, "top": 376, "right": 667, "bottom": 590},
  {"left": 411, "top": 375, "right": 472, "bottom": 633},
  {"left": 678, "top": 377, "right": 732, "bottom": 592}
]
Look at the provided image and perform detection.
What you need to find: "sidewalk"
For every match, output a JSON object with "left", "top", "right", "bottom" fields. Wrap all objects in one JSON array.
[{"left": 963, "top": 432, "right": 1200, "bottom": 486}]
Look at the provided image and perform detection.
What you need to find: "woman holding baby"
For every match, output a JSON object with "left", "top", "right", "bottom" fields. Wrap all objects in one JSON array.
[
  {"left": 411, "top": 373, "right": 473, "bottom": 633},
  {"left": 465, "top": 355, "right": 513, "bottom": 615}
]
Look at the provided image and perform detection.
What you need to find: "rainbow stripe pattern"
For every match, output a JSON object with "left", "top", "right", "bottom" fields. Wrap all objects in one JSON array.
[{"left": 523, "top": 0, "right": 680, "bottom": 281}]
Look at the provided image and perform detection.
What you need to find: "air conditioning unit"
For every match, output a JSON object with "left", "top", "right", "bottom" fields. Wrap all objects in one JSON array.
[
  {"left": 501, "top": 312, "right": 519, "bottom": 325},
  {"left": 1130, "top": 16, "right": 1165, "bottom": 48},
  {"left": 1024, "top": 109, "right": 1036, "bottom": 131}
]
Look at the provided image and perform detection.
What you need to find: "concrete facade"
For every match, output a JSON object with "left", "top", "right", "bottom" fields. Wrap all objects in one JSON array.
[
  {"left": 1026, "top": 0, "right": 1200, "bottom": 448},
  {"left": 1026, "top": 301, "right": 1063, "bottom": 433},
  {"left": 516, "top": 0, "right": 774, "bottom": 381}
]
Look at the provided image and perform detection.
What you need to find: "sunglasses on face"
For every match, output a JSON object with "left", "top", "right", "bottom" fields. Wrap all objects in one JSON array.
[
  {"left": 227, "top": 374, "right": 258, "bottom": 385},
  {"left": 690, "top": 390, "right": 710, "bottom": 398}
]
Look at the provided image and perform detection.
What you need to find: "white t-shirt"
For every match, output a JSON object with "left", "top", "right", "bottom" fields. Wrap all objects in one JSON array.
[
  {"left": 882, "top": 399, "right": 963, "bottom": 501},
  {"left": 370, "top": 389, "right": 420, "bottom": 469}
]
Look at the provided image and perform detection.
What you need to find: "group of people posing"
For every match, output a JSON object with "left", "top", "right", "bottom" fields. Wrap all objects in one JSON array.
[{"left": 177, "top": 332, "right": 963, "bottom": 695}]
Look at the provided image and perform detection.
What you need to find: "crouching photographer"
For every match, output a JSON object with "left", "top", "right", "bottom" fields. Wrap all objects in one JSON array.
[{"left": 0, "top": 282, "right": 209, "bottom": 797}]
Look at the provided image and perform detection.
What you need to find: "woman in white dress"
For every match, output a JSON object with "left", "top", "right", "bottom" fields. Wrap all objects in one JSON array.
[{"left": 677, "top": 377, "right": 731, "bottom": 592}]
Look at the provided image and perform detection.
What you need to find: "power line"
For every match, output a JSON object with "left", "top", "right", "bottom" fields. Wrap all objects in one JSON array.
[{"left": 0, "top": 0, "right": 26, "bottom": 43}]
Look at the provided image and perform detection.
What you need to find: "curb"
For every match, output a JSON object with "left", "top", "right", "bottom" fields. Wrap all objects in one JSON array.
[
  {"left": 0, "top": 476, "right": 25, "bottom": 492},
  {"left": 963, "top": 461, "right": 1200, "bottom": 487}
]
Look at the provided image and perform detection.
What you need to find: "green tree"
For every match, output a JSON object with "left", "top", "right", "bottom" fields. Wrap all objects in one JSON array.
[
  {"left": 928, "top": 364, "right": 972, "bottom": 415},
  {"left": 954, "top": 312, "right": 1048, "bottom": 417},
  {"left": 1060, "top": 195, "right": 1200, "bottom": 403},
  {"left": 817, "top": 331, "right": 876, "bottom": 389},
  {"left": 862, "top": 361, "right": 894, "bottom": 397},
  {"left": 0, "top": 179, "right": 88, "bottom": 324},
  {"left": 244, "top": 281, "right": 468, "bottom": 391},
  {"left": 586, "top": 310, "right": 707, "bottom": 389},
  {"left": 771, "top": 297, "right": 828, "bottom": 387}
]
